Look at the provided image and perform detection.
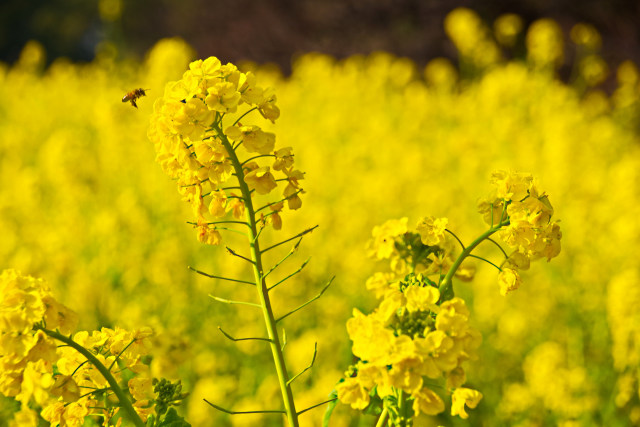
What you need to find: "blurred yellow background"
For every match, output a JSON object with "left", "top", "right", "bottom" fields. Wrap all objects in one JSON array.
[{"left": 1, "top": 8, "right": 640, "bottom": 426}]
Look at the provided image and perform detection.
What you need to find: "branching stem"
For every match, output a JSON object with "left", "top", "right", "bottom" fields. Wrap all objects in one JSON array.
[
  {"left": 439, "top": 221, "right": 506, "bottom": 301},
  {"left": 216, "top": 122, "right": 299, "bottom": 427},
  {"left": 37, "top": 328, "right": 145, "bottom": 427},
  {"left": 204, "top": 399, "right": 285, "bottom": 415}
]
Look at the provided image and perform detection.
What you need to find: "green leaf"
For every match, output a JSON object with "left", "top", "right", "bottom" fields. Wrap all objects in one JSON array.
[
  {"left": 322, "top": 389, "right": 339, "bottom": 427},
  {"left": 158, "top": 408, "right": 191, "bottom": 427}
]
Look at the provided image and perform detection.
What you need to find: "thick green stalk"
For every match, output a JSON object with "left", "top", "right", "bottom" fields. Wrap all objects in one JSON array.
[
  {"left": 375, "top": 407, "right": 389, "bottom": 427},
  {"left": 438, "top": 223, "right": 504, "bottom": 300},
  {"left": 39, "top": 328, "right": 145, "bottom": 427},
  {"left": 217, "top": 126, "right": 299, "bottom": 426}
]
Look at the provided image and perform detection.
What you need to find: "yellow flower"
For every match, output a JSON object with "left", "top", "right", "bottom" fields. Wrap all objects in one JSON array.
[
  {"left": 228, "top": 193, "right": 245, "bottom": 219},
  {"left": 436, "top": 297, "right": 470, "bottom": 337},
  {"left": 570, "top": 23, "right": 602, "bottom": 50},
  {"left": 490, "top": 170, "right": 533, "bottom": 201},
  {"left": 283, "top": 168, "right": 304, "bottom": 210},
  {"left": 377, "top": 289, "right": 405, "bottom": 322},
  {"left": 446, "top": 366, "right": 467, "bottom": 389},
  {"left": 172, "top": 98, "right": 211, "bottom": 140},
  {"left": 498, "top": 268, "right": 521, "bottom": 296},
  {"left": 527, "top": 19, "right": 564, "bottom": 68},
  {"left": 16, "top": 360, "right": 54, "bottom": 406},
  {"left": 196, "top": 221, "right": 222, "bottom": 245},
  {"left": 425, "top": 252, "right": 453, "bottom": 276},
  {"left": 41, "top": 402, "right": 65, "bottom": 425},
  {"left": 404, "top": 285, "right": 440, "bottom": 313},
  {"left": 506, "top": 250, "right": 531, "bottom": 270},
  {"left": 412, "top": 387, "right": 445, "bottom": 416},
  {"left": 258, "top": 87, "right": 280, "bottom": 122},
  {"left": 225, "top": 125, "right": 276, "bottom": 155},
  {"left": 509, "top": 189, "right": 554, "bottom": 227},
  {"left": 538, "top": 222, "right": 562, "bottom": 261},
  {"left": 417, "top": 330, "right": 457, "bottom": 374},
  {"left": 190, "top": 183, "right": 206, "bottom": 219},
  {"left": 238, "top": 72, "right": 265, "bottom": 105},
  {"left": 122, "top": 326, "right": 154, "bottom": 360},
  {"left": 336, "top": 376, "right": 370, "bottom": 410},
  {"left": 272, "top": 147, "right": 295, "bottom": 171},
  {"left": 208, "top": 190, "right": 227, "bottom": 218},
  {"left": 346, "top": 309, "right": 395, "bottom": 363},
  {"left": 149, "top": 57, "right": 292, "bottom": 245},
  {"left": 451, "top": 387, "right": 483, "bottom": 419},
  {"left": 129, "top": 377, "right": 155, "bottom": 402},
  {"left": 477, "top": 197, "right": 506, "bottom": 226},
  {"left": 42, "top": 399, "right": 92, "bottom": 427},
  {"left": 579, "top": 54, "right": 609, "bottom": 86},
  {"left": 50, "top": 375, "right": 81, "bottom": 402},
  {"left": 445, "top": 8, "right": 501, "bottom": 68},
  {"left": 0, "top": 269, "right": 47, "bottom": 334},
  {"left": 385, "top": 354, "right": 424, "bottom": 393},
  {"left": 189, "top": 56, "right": 221, "bottom": 77},
  {"left": 9, "top": 407, "right": 39, "bottom": 427},
  {"left": 494, "top": 14, "right": 523, "bottom": 47},
  {"left": 42, "top": 295, "right": 78, "bottom": 336},
  {"left": 244, "top": 165, "right": 277, "bottom": 195},
  {"left": 64, "top": 399, "right": 92, "bottom": 426},
  {"left": 499, "top": 220, "right": 535, "bottom": 251},
  {"left": 416, "top": 216, "right": 448, "bottom": 246},
  {"left": 424, "top": 57, "right": 458, "bottom": 90},
  {"left": 268, "top": 202, "right": 284, "bottom": 230},
  {"left": 25, "top": 330, "right": 58, "bottom": 365},
  {"left": 205, "top": 81, "right": 241, "bottom": 113},
  {"left": 366, "top": 217, "right": 408, "bottom": 259},
  {"left": 365, "top": 272, "right": 394, "bottom": 299}
]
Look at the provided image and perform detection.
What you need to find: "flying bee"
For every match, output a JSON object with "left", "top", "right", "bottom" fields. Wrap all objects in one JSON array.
[{"left": 122, "top": 88, "right": 149, "bottom": 108}]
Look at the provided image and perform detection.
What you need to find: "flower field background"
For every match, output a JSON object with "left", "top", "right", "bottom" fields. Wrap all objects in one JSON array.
[{"left": 1, "top": 8, "right": 640, "bottom": 426}]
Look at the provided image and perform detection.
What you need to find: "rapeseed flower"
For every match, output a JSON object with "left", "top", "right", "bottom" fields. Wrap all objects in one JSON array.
[{"left": 148, "top": 56, "right": 304, "bottom": 245}]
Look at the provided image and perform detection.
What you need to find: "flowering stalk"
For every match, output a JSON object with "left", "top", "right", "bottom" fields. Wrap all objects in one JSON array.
[
  {"left": 147, "top": 56, "right": 320, "bottom": 426},
  {"left": 333, "top": 170, "right": 562, "bottom": 424},
  {"left": 36, "top": 327, "right": 146, "bottom": 427},
  {"left": 0, "top": 270, "right": 164, "bottom": 425},
  {"left": 216, "top": 124, "right": 299, "bottom": 426}
]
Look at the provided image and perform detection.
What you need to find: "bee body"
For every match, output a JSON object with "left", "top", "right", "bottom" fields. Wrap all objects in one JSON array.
[{"left": 122, "top": 88, "right": 149, "bottom": 108}]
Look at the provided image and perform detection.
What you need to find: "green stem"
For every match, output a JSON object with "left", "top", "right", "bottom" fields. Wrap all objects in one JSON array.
[
  {"left": 216, "top": 123, "right": 299, "bottom": 427},
  {"left": 438, "top": 223, "right": 504, "bottom": 301},
  {"left": 375, "top": 407, "right": 389, "bottom": 427},
  {"left": 398, "top": 389, "right": 410, "bottom": 427},
  {"left": 38, "top": 328, "right": 145, "bottom": 427}
]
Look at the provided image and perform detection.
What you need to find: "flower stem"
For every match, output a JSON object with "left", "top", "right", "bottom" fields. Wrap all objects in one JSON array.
[
  {"left": 217, "top": 124, "right": 299, "bottom": 427},
  {"left": 375, "top": 407, "right": 389, "bottom": 427},
  {"left": 38, "top": 328, "right": 145, "bottom": 427},
  {"left": 438, "top": 223, "right": 504, "bottom": 301}
]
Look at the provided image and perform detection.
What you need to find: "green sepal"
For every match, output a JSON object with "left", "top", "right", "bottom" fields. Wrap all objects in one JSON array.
[{"left": 363, "top": 387, "right": 383, "bottom": 416}]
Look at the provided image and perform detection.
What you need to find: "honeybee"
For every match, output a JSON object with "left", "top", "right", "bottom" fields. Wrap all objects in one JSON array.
[{"left": 122, "top": 88, "right": 149, "bottom": 108}]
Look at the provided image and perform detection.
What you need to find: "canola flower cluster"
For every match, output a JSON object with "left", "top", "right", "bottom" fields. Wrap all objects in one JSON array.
[
  {"left": 151, "top": 56, "right": 314, "bottom": 427},
  {"left": 336, "top": 171, "right": 560, "bottom": 424},
  {"left": 365, "top": 217, "right": 474, "bottom": 282},
  {"left": 478, "top": 170, "right": 561, "bottom": 296},
  {"left": 0, "top": 269, "right": 159, "bottom": 426},
  {"left": 337, "top": 281, "right": 483, "bottom": 420},
  {"left": 148, "top": 57, "right": 303, "bottom": 245}
]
